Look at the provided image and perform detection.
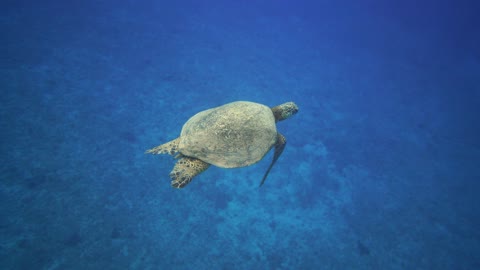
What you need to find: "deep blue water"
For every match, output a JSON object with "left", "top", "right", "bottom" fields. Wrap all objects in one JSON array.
[{"left": 1, "top": 0, "right": 480, "bottom": 269}]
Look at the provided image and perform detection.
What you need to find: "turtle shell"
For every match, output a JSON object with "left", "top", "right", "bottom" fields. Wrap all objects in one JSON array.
[{"left": 178, "top": 101, "right": 277, "bottom": 168}]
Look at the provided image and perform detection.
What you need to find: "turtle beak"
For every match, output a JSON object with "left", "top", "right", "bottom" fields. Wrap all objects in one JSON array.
[
  {"left": 288, "top": 102, "right": 299, "bottom": 116},
  {"left": 293, "top": 105, "right": 299, "bottom": 114}
]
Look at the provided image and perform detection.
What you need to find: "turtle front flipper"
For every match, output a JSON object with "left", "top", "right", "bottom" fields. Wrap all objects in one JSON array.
[
  {"left": 170, "top": 157, "right": 210, "bottom": 188},
  {"left": 259, "top": 133, "right": 286, "bottom": 187},
  {"left": 145, "top": 138, "right": 180, "bottom": 156}
]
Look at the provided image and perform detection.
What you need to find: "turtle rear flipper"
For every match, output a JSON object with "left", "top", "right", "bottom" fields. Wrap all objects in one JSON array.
[
  {"left": 259, "top": 133, "right": 286, "bottom": 187},
  {"left": 146, "top": 138, "right": 180, "bottom": 156},
  {"left": 170, "top": 157, "right": 210, "bottom": 188}
]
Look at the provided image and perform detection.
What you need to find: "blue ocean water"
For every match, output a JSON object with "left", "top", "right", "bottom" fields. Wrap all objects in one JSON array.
[{"left": 1, "top": 0, "right": 479, "bottom": 269}]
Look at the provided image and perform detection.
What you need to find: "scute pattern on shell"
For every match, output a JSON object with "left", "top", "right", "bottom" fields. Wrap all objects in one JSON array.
[{"left": 178, "top": 101, "right": 277, "bottom": 168}]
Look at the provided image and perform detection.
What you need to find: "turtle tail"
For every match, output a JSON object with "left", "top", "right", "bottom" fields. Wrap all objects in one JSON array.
[{"left": 145, "top": 138, "right": 180, "bottom": 156}]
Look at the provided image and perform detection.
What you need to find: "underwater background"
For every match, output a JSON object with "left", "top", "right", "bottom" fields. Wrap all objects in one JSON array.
[{"left": 1, "top": 0, "right": 479, "bottom": 269}]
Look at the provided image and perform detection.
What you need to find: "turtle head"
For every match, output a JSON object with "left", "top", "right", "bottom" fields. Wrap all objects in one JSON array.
[{"left": 271, "top": 102, "right": 299, "bottom": 122}]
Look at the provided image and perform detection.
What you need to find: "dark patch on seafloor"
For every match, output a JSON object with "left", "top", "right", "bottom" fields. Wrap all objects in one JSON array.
[{"left": 357, "top": 240, "right": 370, "bottom": 256}]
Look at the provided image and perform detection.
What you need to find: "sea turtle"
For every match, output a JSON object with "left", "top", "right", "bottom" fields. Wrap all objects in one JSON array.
[{"left": 146, "top": 101, "right": 298, "bottom": 188}]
